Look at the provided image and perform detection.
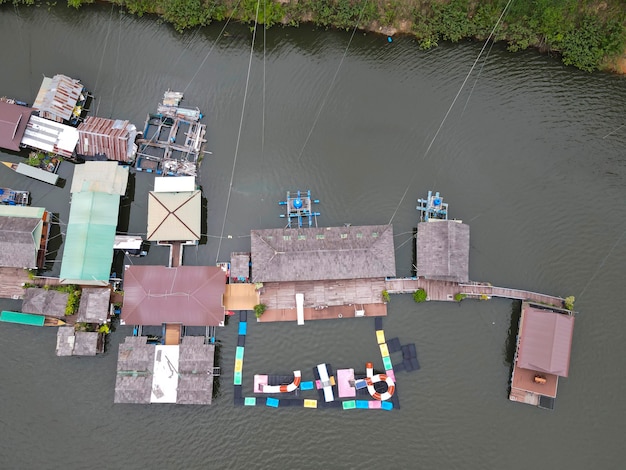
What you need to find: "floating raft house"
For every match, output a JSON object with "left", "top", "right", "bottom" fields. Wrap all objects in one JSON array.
[
  {"left": 135, "top": 91, "right": 206, "bottom": 176},
  {"left": 279, "top": 190, "right": 320, "bottom": 228},
  {"left": 417, "top": 190, "right": 448, "bottom": 221},
  {"left": 32, "top": 74, "right": 91, "bottom": 126}
]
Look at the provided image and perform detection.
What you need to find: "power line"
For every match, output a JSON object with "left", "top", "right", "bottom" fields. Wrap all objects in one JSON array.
[{"left": 215, "top": 0, "right": 261, "bottom": 263}]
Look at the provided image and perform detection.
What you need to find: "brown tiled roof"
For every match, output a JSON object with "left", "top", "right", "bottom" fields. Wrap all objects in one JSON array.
[
  {"left": 22, "top": 287, "right": 69, "bottom": 318},
  {"left": 251, "top": 225, "right": 396, "bottom": 282},
  {"left": 0, "top": 101, "right": 34, "bottom": 151},
  {"left": 0, "top": 216, "right": 41, "bottom": 268},
  {"left": 121, "top": 265, "right": 225, "bottom": 326},
  {"left": 76, "top": 287, "right": 111, "bottom": 323},
  {"left": 416, "top": 220, "right": 470, "bottom": 282},
  {"left": 517, "top": 304, "right": 575, "bottom": 377}
]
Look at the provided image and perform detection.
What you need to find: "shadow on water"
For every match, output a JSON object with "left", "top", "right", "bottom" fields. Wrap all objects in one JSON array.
[
  {"left": 503, "top": 300, "right": 522, "bottom": 395},
  {"left": 212, "top": 343, "right": 221, "bottom": 399},
  {"left": 117, "top": 172, "right": 135, "bottom": 233},
  {"left": 199, "top": 186, "right": 207, "bottom": 245},
  {"left": 44, "top": 212, "right": 62, "bottom": 272}
]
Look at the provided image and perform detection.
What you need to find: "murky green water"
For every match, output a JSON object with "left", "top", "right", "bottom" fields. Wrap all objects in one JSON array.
[{"left": 0, "top": 4, "right": 625, "bottom": 469}]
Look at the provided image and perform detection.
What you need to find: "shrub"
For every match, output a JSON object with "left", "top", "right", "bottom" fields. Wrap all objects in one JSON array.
[
  {"left": 564, "top": 296, "right": 575, "bottom": 311},
  {"left": 454, "top": 293, "right": 466, "bottom": 302},
  {"left": 65, "top": 289, "right": 81, "bottom": 316},
  {"left": 413, "top": 288, "right": 427, "bottom": 303},
  {"left": 254, "top": 303, "right": 267, "bottom": 318},
  {"left": 381, "top": 289, "right": 390, "bottom": 303}
]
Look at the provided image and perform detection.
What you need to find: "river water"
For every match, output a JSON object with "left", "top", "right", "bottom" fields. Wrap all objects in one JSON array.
[{"left": 0, "top": 4, "right": 625, "bottom": 469}]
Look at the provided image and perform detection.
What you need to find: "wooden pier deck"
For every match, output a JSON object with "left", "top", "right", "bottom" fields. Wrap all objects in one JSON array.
[
  {"left": 0, "top": 268, "right": 30, "bottom": 299},
  {"left": 384, "top": 277, "right": 564, "bottom": 308},
  {"left": 260, "top": 278, "right": 386, "bottom": 310},
  {"left": 169, "top": 242, "right": 182, "bottom": 267},
  {"left": 259, "top": 302, "right": 386, "bottom": 323},
  {"left": 459, "top": 283, "right": 563, "bottom": 308},
  {"left": 385, "top": 278, "right": 461, "bottom": 301}
]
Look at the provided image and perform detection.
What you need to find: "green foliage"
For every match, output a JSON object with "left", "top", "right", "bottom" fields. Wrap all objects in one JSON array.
[
  {"left": 454, "top": 292, "right": 466, "bottom": 302},
  {"left": 67, "top": 0, "right": 94, "bottom": 8},
  {"left": 98, "top": 324, "right": 110, "bottom": 334},
  {"left": 381, "top": 289, "right": 390, "bottom": 303},
  {"left": 5, "top": 0, "right": 624, "bottom": 73},
  {"left": 253, "top": 303, "right": 266, "bottom": 318},
  {"left": 562, "top": 15, "right": 626, "bottom": 72},
  {"left": 413, "top": 288, "right": 427, "bottom": 303},
  {"left": 27, "top": 269, "right": 36, "bottom": 280},
  {"left": 27, "top": 152, "right": 44, "bottom": 168},
  {"left": 564, "top": 295, "right": 575, "bottom": 310},
  {"left": 65, "top": 288, "right": 81, "bottom": 316},
  {"left": 159, "top": 0, "right": 214, "bottom": 32},
  {"left": 505, "top": 21, "right": 537, "bottom": 52},
  {"left": 433, "top": 0, "right": 474, "bottom": 43},
  {"left": 310, "top": 0, "right": 378, "bottom": 30}
]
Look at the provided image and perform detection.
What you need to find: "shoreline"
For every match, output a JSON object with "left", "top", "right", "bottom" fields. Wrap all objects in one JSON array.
[{"left": 61, "top": 0, "right": 626, "bottom": 75}]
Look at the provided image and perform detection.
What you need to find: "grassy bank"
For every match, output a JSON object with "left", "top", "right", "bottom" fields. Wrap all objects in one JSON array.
[{"left": 4, "top": 0, "right": 626, "bottom": 72}]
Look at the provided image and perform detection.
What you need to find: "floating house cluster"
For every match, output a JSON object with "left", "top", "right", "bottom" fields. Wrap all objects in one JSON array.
[
  {"left": 0, "top": 75, "right": 575, "bottom": 412},
  {"left": 0, "top": 76, "right": 206, "bottom": 179}
]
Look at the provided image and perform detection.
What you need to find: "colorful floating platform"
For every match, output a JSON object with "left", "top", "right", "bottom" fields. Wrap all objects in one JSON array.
[{"left": 233, "top": 313, "right": 419, "bottom": 411}]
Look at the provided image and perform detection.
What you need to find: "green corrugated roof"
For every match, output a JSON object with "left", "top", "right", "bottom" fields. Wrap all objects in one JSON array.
[
  {"left": 0, "top": 311, "right": 45, "bottom": 326},
  {"left": 60, "top": 191, "right": 120, "bottom": 284},
  {"left": 0, "top": 205, "right": 45, "bottom": 219}
]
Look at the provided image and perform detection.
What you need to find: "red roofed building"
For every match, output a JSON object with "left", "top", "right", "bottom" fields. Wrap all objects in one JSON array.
[
  {"left": 121, "top": 265, "right": 226, "bottom": 327},
  {"left": 509, "top": 302, "right": 575, "bottom": 410},
  {"left": 0, "top": 101, "right": 34, "bottom": 152}
]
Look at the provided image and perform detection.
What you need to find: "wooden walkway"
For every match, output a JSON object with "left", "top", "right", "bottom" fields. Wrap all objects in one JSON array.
[
  {"left": 385, "top": 277, "right": 461, "bottom": 301},
  {"left": 459, "top": 283, "right": 563, "bottom": 308},
  {"left": 384, "top": 277, "right": 564, "bottom": 307}
]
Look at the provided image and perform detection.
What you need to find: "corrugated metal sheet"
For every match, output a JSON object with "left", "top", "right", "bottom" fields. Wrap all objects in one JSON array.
[
  {"left": 121, "top": 265, "right": 225, "bottom": 326},
  {"left": 21, "top": 115, "right": 79, "bottom": 159},
  {"left": 59, "top": 191, "right": 120, "bottom": 285},
  {"left": 70, "top": 161, "right": 128, "bottom": 195},
  {"left": 77, "top": 116, "right": 138, "bottom": 162},
  {"left": 147, "top": 190, "right": 201, "bottom": 241},
  {"left": 15, "top": 163, "right": 59, "bottom": 186},
  {"left": 517, "top": 305, "right": 575, "bottom": 377},
  {"left": 32, "top": 75, "right": 83, "bottom": 123},
  {"left": 0, "top": 311, "right": 45, "bottom": 326}
]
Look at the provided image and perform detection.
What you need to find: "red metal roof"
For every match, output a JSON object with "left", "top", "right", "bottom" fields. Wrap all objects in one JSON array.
[
  {"left": 517, "top": 305, "right": 575, "bottom": 377},
  {"left": 122, "top": 265, "right": 225, "bottom": 326},
  {"left": 0, "top": 102, "right": 34, "bottom": 151}
]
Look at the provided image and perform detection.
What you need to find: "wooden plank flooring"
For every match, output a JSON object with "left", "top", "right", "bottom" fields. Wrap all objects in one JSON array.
[
  {"left": 0, "top": 268, "right": 30, "bottom": 299},
  {"left": 259, "top": 302, "right": 386, "bottom": 323},
  {"left": 260, "top": 278, "right": 386, "bottom": 310}
]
